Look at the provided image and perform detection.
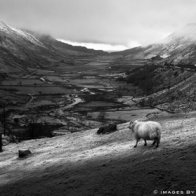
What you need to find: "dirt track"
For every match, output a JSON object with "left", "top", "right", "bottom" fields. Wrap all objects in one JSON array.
[{"left": 0, "top": 116, "right": 196, "bottom": 196}]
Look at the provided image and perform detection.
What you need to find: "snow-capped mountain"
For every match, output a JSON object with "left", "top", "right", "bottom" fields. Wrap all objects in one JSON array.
[
  {"left": 0, "top": 21, "right": 45, "bottom": 47},
  {"left": 160, "top": 24, "right": 196, "bottom": 64},
  {"left": 0, "top": 20, "right": 196, "bottom": 75},
  {"left": 0, "top": 21, "right": 105, "bottom": 74},
  {"left": 121, "top": 23, "right": 196, "bottom": 65}
]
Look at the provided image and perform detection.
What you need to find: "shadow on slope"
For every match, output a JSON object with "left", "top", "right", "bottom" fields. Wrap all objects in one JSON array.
[
  {"left": 0, "top": 144, "right": 196, "bottom": 196},
  {"left": 0, "top": 117, "right": 196, "bottom": 196}
]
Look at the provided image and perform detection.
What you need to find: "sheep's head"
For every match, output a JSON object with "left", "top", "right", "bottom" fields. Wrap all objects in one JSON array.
[
  {"left": 129, "top": 120, "right": 139, "bottom": 132},
  {"left": 129, "top": 121, "right": 135, "bottom": 132}
]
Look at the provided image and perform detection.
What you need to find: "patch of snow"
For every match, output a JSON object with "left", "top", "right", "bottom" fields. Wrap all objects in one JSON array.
[
  {"left": 160, "top": 54, "right": 170, "bottom": 58},
  {"left": 0, "top": 21, "right": 45, "bottom": 47},
  {"left": 10, "top": 26, "right": 45, "bottom": 47}
]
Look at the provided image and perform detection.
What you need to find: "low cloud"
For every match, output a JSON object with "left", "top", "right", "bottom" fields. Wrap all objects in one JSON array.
[{"left": 57, "top": 39, "right": 140, "bottom": 52}]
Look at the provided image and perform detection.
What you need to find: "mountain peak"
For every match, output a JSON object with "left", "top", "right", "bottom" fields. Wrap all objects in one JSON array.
[{"left": 0, "top": 21, "right": 45, "bottom": 47}]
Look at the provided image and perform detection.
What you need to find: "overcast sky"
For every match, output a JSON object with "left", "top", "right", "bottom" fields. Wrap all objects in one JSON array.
[{"left": 0, "top": 0, "right": 196, "bottom": 50}]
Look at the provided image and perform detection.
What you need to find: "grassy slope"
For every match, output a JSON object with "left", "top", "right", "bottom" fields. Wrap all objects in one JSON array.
[
  {"left": 0, "top": 114, "right": 196, "bottom": 196},
  {"left": 124, "top": 65, "right": 196, "bottom": 111}
]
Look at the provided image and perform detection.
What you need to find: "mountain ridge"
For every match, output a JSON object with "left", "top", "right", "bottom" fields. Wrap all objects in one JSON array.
[{"left": 0, "top": 21, "right": 106, "bottom": 74}]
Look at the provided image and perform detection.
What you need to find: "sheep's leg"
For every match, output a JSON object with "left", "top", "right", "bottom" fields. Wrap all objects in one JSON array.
[
  {"left": 152, "top": 139, "right": 156, "bottom": 146},
  {"left": 155, "top": 138, "right": 160, "bottom": 148},
  {"left": 134, "top": 139, "right": 140, "bottom": 148},
  {"left": 144, "top": 139, "right": 147, "bottom": 146}
]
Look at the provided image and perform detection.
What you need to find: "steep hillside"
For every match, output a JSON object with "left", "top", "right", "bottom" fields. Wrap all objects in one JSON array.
[
  {"left": 117, "top": 24, "right": 196, "bottom": 66},
  {"left": 0, "top": 21, "right": 106, "bottom": 75},
  {"left": 0, "top": 113, "right": 196, "bottom": 196},
  {"left": 122, "top": 64, "right": 196, "bottom": 111},
  {"left": 125, "top": 65, "right": 194, "bottom": 94},
  {"left": 113, "top": 25, "right": 196, "bottom": 112}
]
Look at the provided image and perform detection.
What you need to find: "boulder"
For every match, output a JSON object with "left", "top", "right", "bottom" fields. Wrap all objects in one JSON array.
[
  {"left": 18, "top": 149, "right": 31, "bottom": 158},
  {"left": 97, "top": 124, "right": 117, "bottom": 134}
]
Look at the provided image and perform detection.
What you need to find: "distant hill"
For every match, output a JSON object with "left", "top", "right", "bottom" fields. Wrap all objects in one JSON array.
[
  {"left": 0, "top": 21, "right": 106, "bottom": 74},
  {"left": 116, "top": 24, "right": 196, "bottom": 66},
  {"left": 123, "top": 64, "right": 196, "bottom": 112}
]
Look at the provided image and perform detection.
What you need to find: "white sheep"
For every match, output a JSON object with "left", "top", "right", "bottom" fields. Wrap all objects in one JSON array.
[{"left": 129, "top": 120, "right": 162, "bottom": 148}]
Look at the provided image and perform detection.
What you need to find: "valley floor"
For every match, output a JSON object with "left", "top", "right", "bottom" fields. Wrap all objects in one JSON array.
[{"left": 0, "top": 114, "right": 196, "bottom": 196}]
